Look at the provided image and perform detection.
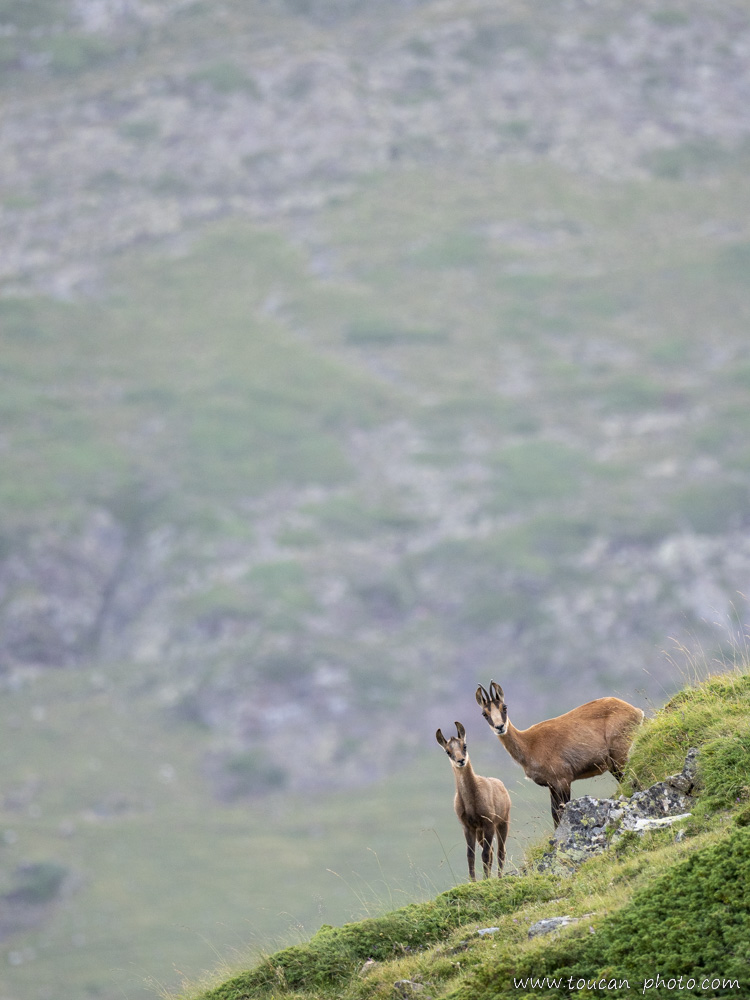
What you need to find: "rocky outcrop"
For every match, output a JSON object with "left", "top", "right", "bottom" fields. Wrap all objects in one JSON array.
[{"left": 538, "top": 750, "right": 700, "bottom": 870}]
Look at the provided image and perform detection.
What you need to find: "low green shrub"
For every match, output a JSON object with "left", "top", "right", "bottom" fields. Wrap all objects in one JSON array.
[
  {"left": 190, "top": 62, "right": 261, "bottom": 95},
  {"left": 698, "top": 728, "right": 750, "bottom": 811},
  {"left": 222, "top": 751, "right": 288, "bottom": 798},
  {"left": 488, "top": 441, "right": 591, "bottom": 513},
  {"left": 43, "top": 34, "right": 113, "bottom": 75},
  {"left": 671, "top": 480, "right": 749, "bottom": 534},
  {"left": 345, "top": 322, "right": 447, "bottom": 345},
  {"left": 456, "top": 827, "right": 750, "bottom": 999}
]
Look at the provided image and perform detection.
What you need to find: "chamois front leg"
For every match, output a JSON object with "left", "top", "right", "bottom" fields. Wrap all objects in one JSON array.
[
  {"left": 550, "top": 784, "right": 571, "bottom": 828},
  {"left": 495, "top": 818, "right": 508, "bottom": 875},
  {"left": 481, "top": 830, "right": 494, "bottom": 879},
  {"left": 464, "top": 827, "right": 477, "bottom": 881}
]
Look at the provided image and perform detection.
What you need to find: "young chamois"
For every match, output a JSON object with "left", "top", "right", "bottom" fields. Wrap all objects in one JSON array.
[
  {"left": 476, "top": 681, "right": 644, "bottom": 828},
  {"left": 436, "top": 722, "right": 511, "bottom": 880}
]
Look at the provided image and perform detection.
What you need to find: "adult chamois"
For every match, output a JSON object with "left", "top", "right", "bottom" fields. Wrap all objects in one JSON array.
[
  {"left": 436, "top": 721, "right": 511, "bottom": 880},
  {"left": 476, "top": 681, "right": 644, "bottom": 828}
]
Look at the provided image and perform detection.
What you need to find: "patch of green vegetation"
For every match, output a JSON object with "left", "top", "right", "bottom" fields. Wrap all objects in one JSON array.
[
  {"left": 253, "top": 649, "right": 312, "bottom": 683},
  {"left": 88, "top": 169, "right": 127, "bottom": 192},
  {"left": 248, "top": 560, "right": 315, "bottom": 610},
  {"left": 643, "top": 139, "right": 733, "bottom": 180},
  {"left": 0, "top": 35, "right": 21, "bottom": 75},
  {"left": 0, "top": 297, "right": 48, "bottom": 340},
  {"left": 457, "top": 586, "right": 544, "bottom": 632},
  {"left": 190, "top": 61, "right": 261, "bottom": 95},
  {"left": 671, "top": 480, "right": 749, "bottom": 534},
  {"left": 118, "top": 118, "right": 161, "bottom": 142},
  {"left": 354, "top": 573, "right": 416, "bottom": 620},
  {"left": 650, "top": 9, "right": 691, "bottom": 26},
  {"left": 649, "top": 336, "right": 692, "bottom": 366},
  {"left": 345, "top": 322, "right": 448, "bottom": 345},
  {"left": 497, "top": 119, "right": 531, "bottom": 141},
  {"left": 0, "top": 0, "right": 62, "bottom": 29},
  {"left": 0, "top": 222, "right": 393, "bottom": 527},
  {"left": 716, "top": 240, "right": 750, "bottom": 283},
  {"left": 600, "top": 372, "right": 667, "bottom": 412},
  {"left": 728, "top": 360, "right": 750, "bottom": 391},
  {"left": 456, "top": 22, "right": 538, "bottom": 65},
  {"left": 179, "top": 583, "right": 256, "bottom": 627},
  {"left": 222, "top": 750, "right": 289, "bottom": 797},
  {"left": 405, "top": 37, "right": 433, "bottom": 59},
  {"left": 488, "top": 441, "right": 593, "bottom": 513},
  {"left": 421, "top": 515, "right": 593, "bottom": 633},
  {"left": 419, "top": 396, "right": 538, "bottom": 450},
  {"left": 407, "top": 232, "right": 487, "bottom": 269},
  {"left": 150, "top": 173, "right": 191, "bottom": 196},
  {"left": 42, "top": 34, "right": 114, "bottom": 75},
  {"left": 303, "top": 496, "right": 419, "bottom": 539},
  {"left": 510, "top": 515, "right": 594, "bottom": 563}
]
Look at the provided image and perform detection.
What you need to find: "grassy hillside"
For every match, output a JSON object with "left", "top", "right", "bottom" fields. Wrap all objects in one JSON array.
[{"left": 175, "top": 666, "right": 750, "bottom": 1000}]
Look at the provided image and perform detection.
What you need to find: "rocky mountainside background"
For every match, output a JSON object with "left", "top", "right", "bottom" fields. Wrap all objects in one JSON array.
[
  {"left": 3, "top": 1, "right": 750, "bottom": 293},
  {"left": 3, "top": 0, "right": 750, "bottom": 791}
]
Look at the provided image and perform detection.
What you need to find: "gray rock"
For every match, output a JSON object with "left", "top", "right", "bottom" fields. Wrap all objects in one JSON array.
[
  {"left": 627, "top": 813, "right": 692, "bottom": 832},
  {"left": 528, "top": 916, "right": 579, "bottom": 938},
  {"left": 538, "top": 750, "right": 699, "bottom": 869},
  {"left": 394, "top": 981, "right": 431, "bottom": 999},
  {"left": 666, "top": 747, "right": 701, "bottom": 794}
]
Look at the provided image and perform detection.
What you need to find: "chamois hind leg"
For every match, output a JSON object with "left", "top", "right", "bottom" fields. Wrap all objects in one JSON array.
[
  {"left": 495, "top": 818, "right": 509, "bottom": 876},
  {"left": 463, "top": 828, "right": 477, "bottom": 881},
  {"left": 481, "top": 830, "right": 494, "bottom": 879},
  {"left": 609, "top": 740, "right": 638, "bottom": 786},
  {"left": 550, "top": 784, "right": 571, "bottom": 828}
]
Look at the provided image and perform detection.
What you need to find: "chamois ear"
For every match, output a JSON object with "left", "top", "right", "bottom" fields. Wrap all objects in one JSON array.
[
  {"left": 489, "top": 680, "right": 504, "bottom": 704},
  {"left": 476, "top": 684, "right": 489, "bottom": 707},
  {"left": 436, "top": 728, "right": 447, "bottom": 748},
  {"left": 455, "top": 721, "right": 466, "bottom": 740}
]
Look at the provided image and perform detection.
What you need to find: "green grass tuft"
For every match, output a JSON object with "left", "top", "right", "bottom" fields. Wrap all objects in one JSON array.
[{"left": 624, "top": 669, "right": 750, "bottom": 795}]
